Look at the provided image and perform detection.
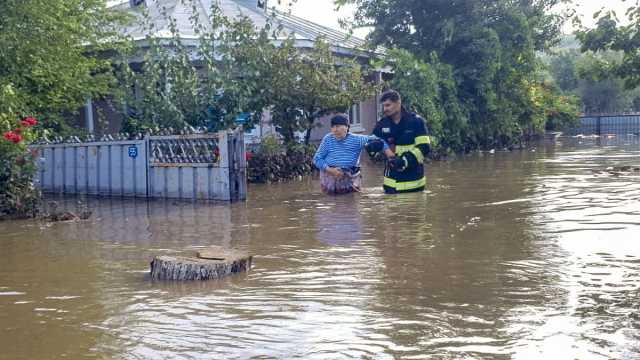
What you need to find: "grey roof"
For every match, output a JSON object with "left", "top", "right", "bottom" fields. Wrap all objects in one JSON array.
[
  {"left": 272, "top": 9, "right": 368, "bottom": 50},
  {"left": 113, "top": 0, "right": 379, "bottom": 55}
]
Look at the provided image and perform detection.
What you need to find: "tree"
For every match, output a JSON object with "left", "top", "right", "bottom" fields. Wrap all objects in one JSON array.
[
  {"left": 529, "top": 80, "right": 580, "bottom": 131},
  {"left": 575, "top": 52, "right": 640, "bottom": 113},
  {"left": 576, "top": 5, "right": 640, "bottom": 89},
  {"left": 0, "top": 0, "right": 128, "bottom": 218},
  {"left": 0, "top": 0, "right": 129, "bottom": 134},
  {"left": 337, "top": 0, "right": 574, "bottom": 149},
  {"left": 119, "top": 0, "right": 375, "bottom": 144},
  {"left": 383, "top": 49, "right": 467, "bottom": 152},
  {"left": 337, "top": 0, "right": 568, "bottom": 56},
  {"left": 544, "top": 49, "right": 640, "bottom": 113},
  {"left": 117, "top": 3, "right": 265, "bottom": 134},
  {"left": 262, "top": 39, "right": 376, "bottom": 144},
  {"left": 548, "top": 49, "right": 580, "bottom": 92}
]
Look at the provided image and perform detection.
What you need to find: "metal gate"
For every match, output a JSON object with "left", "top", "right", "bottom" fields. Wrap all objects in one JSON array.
[
  {"left": 32, "top": 129, "right": 246, "bottom": 201},
  {"left": 568, "top": 115, "right": 640, "bottom": 136}
]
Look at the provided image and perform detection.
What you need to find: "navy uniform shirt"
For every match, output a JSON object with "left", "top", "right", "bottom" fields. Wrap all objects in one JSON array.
[
  {"left": 373, "top": 111, "right": 430, "bottom": 192},
  {"left": 373, "top": 111, "right": 429, "bottom": 153}
]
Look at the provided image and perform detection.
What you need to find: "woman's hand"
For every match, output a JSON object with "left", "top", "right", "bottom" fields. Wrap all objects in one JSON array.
[{"left": 325, "top": 167, "right": 344, "bottom": 177}]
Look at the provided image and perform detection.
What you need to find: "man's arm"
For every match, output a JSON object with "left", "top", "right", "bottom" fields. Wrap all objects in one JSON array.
[
  {"left": 392, "top": 117, "right": 431, "bottom": 171},
  {"left": 413, "top": 116, "right": 431, "bottom": 159}
]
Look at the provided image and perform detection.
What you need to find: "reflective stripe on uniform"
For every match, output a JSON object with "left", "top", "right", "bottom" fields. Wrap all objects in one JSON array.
[
  {"left": 415, "top": 135, "right": 431, "bottom": 145},
  {"left": 383, "top": 176, "right": 426, "bottom": 191},
  {"left": 410, "top": 148, "right": 424, "bottom": 163},
  {"left": 395, "top": 139, "right": 428, "bottom": 164},
  {"left": 384, "top": 176, "right": 396, "bottom": 187},
  {"left": 395, "top": 145, "right": 423, "bottom": 163},
  {"left": 395, "top": 144, "right": 414, "bottom": 155}
]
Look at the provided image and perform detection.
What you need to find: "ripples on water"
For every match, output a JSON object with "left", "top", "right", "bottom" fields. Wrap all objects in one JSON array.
[{"left": 0, "top": 138, "right": 638, "bottom": 359}]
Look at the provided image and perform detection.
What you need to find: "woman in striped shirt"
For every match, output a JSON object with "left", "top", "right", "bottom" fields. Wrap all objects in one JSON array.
[{"left": 313, "top": 114, "right": 388, "bottom": 194}]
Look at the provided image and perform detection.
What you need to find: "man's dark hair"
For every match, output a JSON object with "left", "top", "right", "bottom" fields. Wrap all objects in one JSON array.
[{"left": 380, "top": 90, "right": 401, "bottom": 103}]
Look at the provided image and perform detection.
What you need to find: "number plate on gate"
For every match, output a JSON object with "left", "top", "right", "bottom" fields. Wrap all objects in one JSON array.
[{"left": 128, "top": 145, "right": 138, "bottom": 158}]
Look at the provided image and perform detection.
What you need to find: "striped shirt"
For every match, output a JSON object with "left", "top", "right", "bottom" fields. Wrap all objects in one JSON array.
[{"left": 313, "top": 133, "right": 388, "bottom": 170}]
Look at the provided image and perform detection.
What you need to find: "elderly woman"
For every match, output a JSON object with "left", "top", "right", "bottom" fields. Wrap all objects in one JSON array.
[{"left": 313, "top": 114, "right": 388, "bottom": 194}]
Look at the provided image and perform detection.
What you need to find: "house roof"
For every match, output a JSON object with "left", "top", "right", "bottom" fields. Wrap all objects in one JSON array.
[{"left": 112, "top": 0, "right": 381, "bottom": 56}]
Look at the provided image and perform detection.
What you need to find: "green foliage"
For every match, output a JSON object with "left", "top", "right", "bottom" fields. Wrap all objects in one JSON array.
[
  {"left": 576, "top": 6, "right": 640, "bottom": 89},
  {"left": 530, "top": 81, "right": 580, "bottom": 131},
  {"left": 247, "top": 142, "right": 316, "bottom": 183},
  {"left": 117, "top": 3, "right": 263, "bottom": 134},
  {"left": 0, "top": 0, "right": 126, "bottom": 217},
  {"left": 0, "top": 143, "right": 40, "bottom": 219},
  {"left": 0, "top": 0, "right": 129, "bottom": 135},
  {"left": 576, "top": 51, "right": 640, "bottom": 113},
  {"left": 258, "top": 135, "right": 283, "bottom": 157},
  {"left": 384, "top": 49, "right": 466, "bottom": 152},
  {"left": 265, "top": 38, "right": 377, "bottom": 144},
  {"left": 337, "top": 0, "right": 574, "bottom": 150},
  {"left": 548, "top": 49, "right": 580, "bottom": 92},
  {"left": 0, "top": 88, "right": 40, "bottom": 219},
  {"left": 545, "top": 49, "right": 640, "bottom": 113},
  {"left": 117, "top": 1, "right": 375, "bottom": 144}
]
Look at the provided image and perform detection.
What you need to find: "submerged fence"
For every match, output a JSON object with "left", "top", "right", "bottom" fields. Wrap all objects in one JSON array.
[
  {"left": 31, "top": 129, "right": 246, "bottom": 201},
  {"left": 566, "top": 114, "right": 640, "bottom": 136}
]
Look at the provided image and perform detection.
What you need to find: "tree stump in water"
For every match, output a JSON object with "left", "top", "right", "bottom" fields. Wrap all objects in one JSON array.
[{"left": 150, "top": 246, "right": 252, "bottom": 281}]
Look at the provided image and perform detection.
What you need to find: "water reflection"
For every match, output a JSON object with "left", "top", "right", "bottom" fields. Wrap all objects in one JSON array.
[
  {"left": 359, "top": 150, "right": 555, "bottom": 358},
  {"left": 0, "top": 217, "right": 106, "bottom": 360},
  {"left": 0, "top": 138, "right": 639, "bottom": 359},
  {"left": 313, "top": 194, "right": 364, "bottom": 246},
  {"left": 507, "top": 140, "right": 640, "bottom": 359}
]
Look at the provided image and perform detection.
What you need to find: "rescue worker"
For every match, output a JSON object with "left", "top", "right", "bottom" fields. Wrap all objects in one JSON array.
[{"left": 365, "top": 90, "right": 432, "bottom": 194}]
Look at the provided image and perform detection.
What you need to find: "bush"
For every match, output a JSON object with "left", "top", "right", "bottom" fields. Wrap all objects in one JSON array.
[
  {"left": 1, "top": 115, "right": 41, "bottom": 219},
  {"left": 247, "top": 136, "right": 316, "bottom": 183}
]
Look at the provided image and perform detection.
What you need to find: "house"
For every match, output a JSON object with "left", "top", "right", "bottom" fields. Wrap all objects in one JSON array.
[{"left": 83, "top": 0, "right": 387, "bottom": 142}]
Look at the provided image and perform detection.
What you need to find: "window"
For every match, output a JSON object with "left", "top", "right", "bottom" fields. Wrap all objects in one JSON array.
[{"left": 349, "top": 103, "right": 362, "bottom": 131}]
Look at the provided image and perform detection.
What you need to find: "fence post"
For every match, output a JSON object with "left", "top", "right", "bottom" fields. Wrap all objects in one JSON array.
[
  {"left": 596, "top": 116, "right": 601, "bottom": 135},
  {"left": 226, "top": 128, "right": 247, "bottom": 201}
]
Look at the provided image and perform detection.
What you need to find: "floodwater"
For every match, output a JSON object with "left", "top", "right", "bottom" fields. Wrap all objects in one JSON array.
[{"left": 1, "top": 137, "right": 639, "bottom": 360}]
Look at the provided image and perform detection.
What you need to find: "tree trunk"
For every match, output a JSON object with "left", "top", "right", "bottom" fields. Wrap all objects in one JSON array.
[
  {"left": 149, "top": 249, "right": 252, "bottom": 280},
  {"left": 304, "top": 127, "right": 312, "bottom": 145},
  {"left": 304, "top": 115, "right": 316, "bottom": 145}
]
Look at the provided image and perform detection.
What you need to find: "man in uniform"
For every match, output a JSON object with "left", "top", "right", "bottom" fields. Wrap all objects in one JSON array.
[{"left": 365, "top": 90, "right": 432, "bottom": 194}]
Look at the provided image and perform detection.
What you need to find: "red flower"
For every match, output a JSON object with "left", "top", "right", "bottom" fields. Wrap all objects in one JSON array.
[
  {"left": 245, "top": 151, "right": 253, "bottom": 162},
  {"left": 21, "top": 117, "right": 38, "bottom": 127},
  {"left": 3, "top": 131, "right": 22, "bottom": 143},
  {"left": 14, "top": 127, "right": 22, "bottom": 134},
  {"left": 213, "top": 147, "right": 220, "bottom": 157}
]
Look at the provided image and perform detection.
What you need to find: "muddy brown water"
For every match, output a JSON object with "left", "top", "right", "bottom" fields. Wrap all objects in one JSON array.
[{"left": 1, "top": 138, "right": 639, "bottom": 359}]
